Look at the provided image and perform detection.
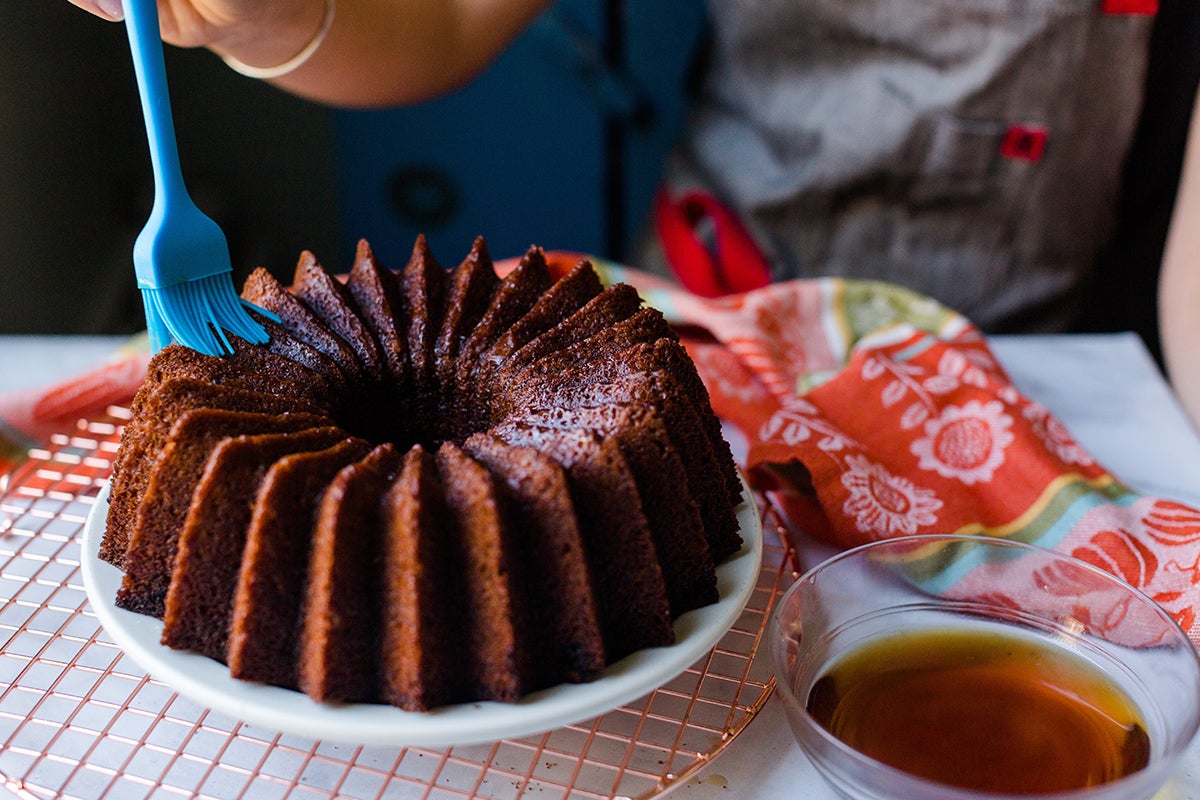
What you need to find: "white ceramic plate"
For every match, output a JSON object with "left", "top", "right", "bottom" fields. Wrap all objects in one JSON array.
[{"left": 82, "top": 479, "right": 762, "bottom": 747}]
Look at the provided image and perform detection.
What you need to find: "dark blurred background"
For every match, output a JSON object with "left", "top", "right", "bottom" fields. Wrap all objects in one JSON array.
[
  {"left": 2, "top": 1, "right": 1197, "bottom": 364},
  {"left": 1079, "top": 0, "right": 1200, "bottom": 363},
  {"left": 0, "top": 3, "right": 341, "bottom": 335}
]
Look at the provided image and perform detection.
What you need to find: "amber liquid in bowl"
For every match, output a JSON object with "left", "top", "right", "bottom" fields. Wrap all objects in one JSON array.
[{"left": 806, "top": 627, "right": 1150, "bottom": 794}]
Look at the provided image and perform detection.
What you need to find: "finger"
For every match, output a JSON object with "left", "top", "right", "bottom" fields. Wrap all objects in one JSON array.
[{"left": 66, "top": 0, "right": 127, "bottom": 21}]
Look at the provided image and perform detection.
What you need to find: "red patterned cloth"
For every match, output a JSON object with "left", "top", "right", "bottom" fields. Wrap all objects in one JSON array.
[
  {"left": 4, "top": 260, "right": 1199, "bottom": 642},
  {"left": 0, "top": 340, "right": 150, "bottom": 478},
  {"left": 567, "top": 256, "right": 1200, "bottom": 643}
]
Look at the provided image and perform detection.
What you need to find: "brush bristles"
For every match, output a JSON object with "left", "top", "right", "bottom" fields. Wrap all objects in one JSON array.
[{"left": 141, "top": 273, "right": 275, "bottom": 357}]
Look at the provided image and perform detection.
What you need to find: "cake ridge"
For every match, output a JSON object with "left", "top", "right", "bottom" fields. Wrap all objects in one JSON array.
[
  {"left": 399, "top": 234, "right": 448, "bottom": 394},
  {"left": 488, "top": 423, "right": 674, "bottom": 659},
  {"left": 456, "top": 246, "right": 552, "bottom": 372},
  {"left": 503, "top": 405, "right": 719, "bottom": 616},
  {"left": 228, "top": 437, "right": 372, "bottom": 688},
  {"left": 242, "top": 266, "right": 366, "bottom": 390},
  {"left": 160, "top": 426, "right": 349, "bottom": 660},
  {"left": 435, "top": 235, "right": 500, "bottom": 370},
  {"left": 249, "top": 310, "right": 354, "bottom": 397},
  {"left": 435, "top": 442, "right": 536, "bottom": 703},
  {"left": 500, "top": 282, "right": 645, "bottom": 376},
  {"left": 462, "top": 434, "right": 606, "bottom": 688},
  {"left": 345, "top": 238, "right": 411, "bottom": 393},
  {"left": 299, "top": 443, "right": 401, "bottom": 703},
  {"left": 488, "top": 257, "right": 604, "bottom": 363},
  {"left": 291, "top": 249, "right": 387, "bottom": 384},
  {"left": 380, "top": 445, "right": 463, "bottom": 710}
]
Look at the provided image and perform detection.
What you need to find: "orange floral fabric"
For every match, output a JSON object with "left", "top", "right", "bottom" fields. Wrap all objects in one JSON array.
[{"left": 573, "top": 258, "right": 1200, "bottom": 644}]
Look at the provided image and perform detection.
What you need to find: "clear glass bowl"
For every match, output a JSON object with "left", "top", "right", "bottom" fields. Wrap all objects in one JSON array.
[{"left": 767, "top": 534, "right": 1200, "bottom": 800}]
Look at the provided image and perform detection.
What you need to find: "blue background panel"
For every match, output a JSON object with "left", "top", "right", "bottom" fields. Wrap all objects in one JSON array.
[
  {"left": 332, "top": 1, "right": 707, "bottom": 269},
  {"left": 333, "top": 1, "right": 605, "bottom": 267}
]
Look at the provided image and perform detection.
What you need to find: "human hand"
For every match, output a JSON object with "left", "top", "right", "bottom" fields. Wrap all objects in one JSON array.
[{"left": 65, "top": 0, "right": 329, "bottom": 70}]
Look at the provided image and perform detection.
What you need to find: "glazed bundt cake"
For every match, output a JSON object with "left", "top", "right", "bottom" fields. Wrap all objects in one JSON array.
[{"left": 101, "top": 235, "right": 744, "bottom": 710}]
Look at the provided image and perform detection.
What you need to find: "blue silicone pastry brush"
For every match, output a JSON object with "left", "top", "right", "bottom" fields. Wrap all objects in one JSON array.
[{"left": 122, "top": 0, "right": 275, "bottom": 355}]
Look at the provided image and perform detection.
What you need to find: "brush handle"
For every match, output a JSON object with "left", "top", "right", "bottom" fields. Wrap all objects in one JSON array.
[{"left": 122, "top": 0, "right": 188, "bottom": 207}]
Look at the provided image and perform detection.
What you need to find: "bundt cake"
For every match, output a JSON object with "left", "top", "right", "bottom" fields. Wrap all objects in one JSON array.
[{"left": 101, "top": 235, "right": 744, "bottom": 710}]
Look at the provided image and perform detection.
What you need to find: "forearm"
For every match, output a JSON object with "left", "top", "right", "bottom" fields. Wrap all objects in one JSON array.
[
  {"left": 1159, "top": 86, "right": 1200, "bottom": 431},
  {"left": 256, "top": 0, "right": 555, "bottom": 107},
  {"left": 72, "top": 0, "right": 555, "bottom": 107}
]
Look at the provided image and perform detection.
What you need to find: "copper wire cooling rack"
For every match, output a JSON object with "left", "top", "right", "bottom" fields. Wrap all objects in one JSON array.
[{"left": 0, "top": 409, "right": 796, "bottom": 800}]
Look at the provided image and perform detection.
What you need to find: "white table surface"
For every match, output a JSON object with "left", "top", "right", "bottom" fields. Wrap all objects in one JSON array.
[{"left": 2, "top": 331, "right": 1200, "bottom": 799}]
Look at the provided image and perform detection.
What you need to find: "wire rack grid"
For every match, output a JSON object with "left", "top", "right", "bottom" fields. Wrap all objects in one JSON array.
[{"left": 0, "top": 409, "right": 797, "bottom": 800}]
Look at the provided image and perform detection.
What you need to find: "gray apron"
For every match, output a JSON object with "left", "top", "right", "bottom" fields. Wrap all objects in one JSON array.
[{"left": 654, "top": 0, "right": 1158, "bottom": 332}]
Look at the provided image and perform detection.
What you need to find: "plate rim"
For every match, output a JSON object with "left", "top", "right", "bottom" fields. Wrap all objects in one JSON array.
[{"left": 81, "top": 478, "right": 763, "bottom": 747}]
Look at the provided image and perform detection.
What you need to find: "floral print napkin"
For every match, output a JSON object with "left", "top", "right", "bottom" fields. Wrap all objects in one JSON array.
[{"left": 583, "top": 256, "right": 1200, "bottom": 643}]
